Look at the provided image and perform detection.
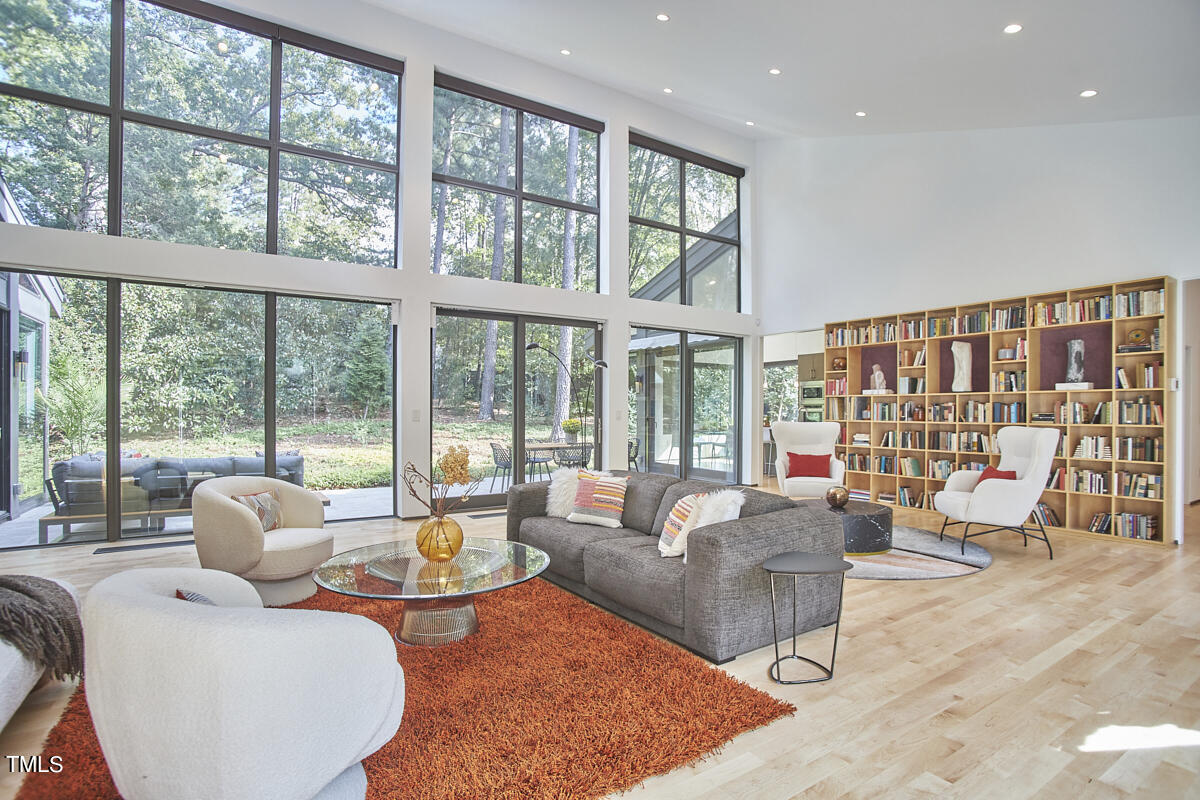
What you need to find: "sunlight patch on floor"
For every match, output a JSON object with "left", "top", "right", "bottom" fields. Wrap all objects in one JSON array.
[{"left": 1079, "top": 724, "right": 1200, "bottom": 752}]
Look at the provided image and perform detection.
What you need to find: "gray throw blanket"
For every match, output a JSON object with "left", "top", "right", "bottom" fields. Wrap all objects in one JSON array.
[{"left": 0, "top": 576, "right": 83, "bottom": 681}]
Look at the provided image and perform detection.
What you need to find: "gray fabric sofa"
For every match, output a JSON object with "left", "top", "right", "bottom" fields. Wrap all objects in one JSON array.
[{"left": 507, "top": 471, "right": 844, "bottom": 663}]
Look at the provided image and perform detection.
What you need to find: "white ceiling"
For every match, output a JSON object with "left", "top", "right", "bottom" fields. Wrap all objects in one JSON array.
[{"left": 368, "top": 0, "right": 1200, "bottom": 137}]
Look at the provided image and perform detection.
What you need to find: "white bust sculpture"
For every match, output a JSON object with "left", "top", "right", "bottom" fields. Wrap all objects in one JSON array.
[
  {"left": 951, "top": 340, "right": 972, "bottom": 392},
  {"left": 871, "top": 363, "right": 887, "bottom": 391}
]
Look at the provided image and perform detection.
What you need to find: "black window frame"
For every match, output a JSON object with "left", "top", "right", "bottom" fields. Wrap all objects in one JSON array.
[
  {"left": 431, "top": 73, "right": 604, "bottom": 292},
  {"left": 627, "top": 133, "right": 745, "bottom": 311},
  {"left": 0, "top": 0, "right": 404, "bottom": 267}
]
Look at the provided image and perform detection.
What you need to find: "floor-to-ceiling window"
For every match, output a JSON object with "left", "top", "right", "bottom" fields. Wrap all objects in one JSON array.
[
  {"left": 0, "top": 0, "right": 402, "bottom": 266},
  {"left": 629, "top": 327, "right": 740, "bottom": 481},
  {"left": 0, "top": 269, "right": 397, "bottom": 550},
  {"left": 763, "top": 361, "right": 800, "bottom": 423},
  {"left": 276, "top": 297, "right": 394, "bottom": 521},
  {"left": 433, "top": 310, "right": 602, "bottom": 507},
  {"left": 0, "top": 274, "right": 109, "bottom": 549},
  {"left": 430, "top": 75, "right": 603, "bottom": 291},
  {"left": 628, "top": 136, "right": 743, "bottom": 311}
]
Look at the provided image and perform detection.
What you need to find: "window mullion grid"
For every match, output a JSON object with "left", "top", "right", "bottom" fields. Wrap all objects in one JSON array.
[
  {"left": 108, "top": 0, "right": 126, "bottom": 237},
  {"left": 678, "top": 160, "right": 687, "bottom": 305},
  {"left": 514, "top": 110, "right": 524, "bottom": 285},
  {"left": 266, "top": 39, "right": 282, "bottom": 255}
]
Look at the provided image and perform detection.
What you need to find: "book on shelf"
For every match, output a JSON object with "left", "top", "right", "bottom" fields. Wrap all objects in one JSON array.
[
  {"left": 960, "top": 462, "right": 988, "bottom": 472},
  {"left": 1115, "top": 471, "right": 1163, "bottom": 499},
  {"left": 991, "top": 305, "right": 1026, "bottom": 330},
  {"left": 952, "top": 310, "right": 988, "bottom": 334},
  {"left": 899, "top": 401, "right": 925, "bottom": 421},
  {"left": 848, "top": 489, "right": 871, "bottom": 502},
  {"left": 899, "top": 319, "right": 927, "bottom": 340},
  {"left": 877, "top": 491, "right": 897, "bottom": 504},
  {"left": 1088, "top": 513, "right": 1112, "bottom": 533},
  {"left": 1113, "top": 513, "right": 1158, "bottom": 540},
  {"left": 1117, "top": 397, "right": 1163, "bottom": 425},
  {"left": 898, "top": 457, "right": 923, "bottom": 477},
  {"left": 991, "top": 401, "right": 1026, "bottom": 423},
  {"left": 851, "top": 432, "right": 872, "bottom": 447},
  {"left": 1115, "top": 435, "right": 1162, "bottom": 462},
  {"left": 1032, "top": 503, "right": 1062, "bottom": 527},
  {"left": 960, "top": 400, "right": 989, "bottom": 423},
  {"left": 992, "top": 370, "right": 1027, "bottom": 392},
  {"left": 1072, "top": 436, "right": 1112, "bottom": 460},
  {"left": 825, "top": 377, "right": 848, "bottom": 395},
  {"left": 1070, "top": 469, "right": 1109, "bottom": 495},
  {"left": 1115, "top": 289, "right": 1165, "bottom": 318},
  {"left": 897, "top": 376, "right": 926, "bottom": 394},
  {"left": 852, "top": 398, "right": 871, "bottom": 420},
  {"left": 846, "top": 453, "right": 869, "bottom": 471},
  {"left": 929, "top": 401, "right": 955, "bottom": 422},
  {"left": 874, "top": 456, "right": 896, "bottom": 474},
  {"left": 1031, "top": 412, "right": 1056, "bottom": 423},
  {"left": 879, "top": 430, "right": 896, "bottom": 447},
  {"left": 927, "top": 459, "right": 954, "bottom": 480},
  {"left": 1045, "top": 467, "right": 1064, "bottom": 490}
]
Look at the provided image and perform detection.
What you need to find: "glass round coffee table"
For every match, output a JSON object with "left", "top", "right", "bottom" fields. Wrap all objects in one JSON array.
[{"left": 313, "top": 537, "right": 549, "bottom": 647}]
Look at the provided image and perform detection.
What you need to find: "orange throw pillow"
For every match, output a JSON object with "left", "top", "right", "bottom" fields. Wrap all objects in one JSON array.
[
  {"left": 787, "top": 452, "right": 830, "bottom": 478},
  {"left": 978, "top": 466, "right": 1017, "bottom": 483}
]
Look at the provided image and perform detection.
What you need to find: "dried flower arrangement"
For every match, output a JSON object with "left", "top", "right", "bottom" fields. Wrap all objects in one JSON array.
[{"left": 401, "top": 446, "right": 481, "bottom": 518}]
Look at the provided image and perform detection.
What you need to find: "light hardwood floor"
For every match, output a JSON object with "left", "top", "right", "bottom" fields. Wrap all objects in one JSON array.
[{"left": 1, "top": 497, "right": 1197, "bottom": 799}]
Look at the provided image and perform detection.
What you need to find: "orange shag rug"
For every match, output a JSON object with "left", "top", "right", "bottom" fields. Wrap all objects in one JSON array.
[{"left": 18, "top": 578, "right": 793, "bottom": 800}]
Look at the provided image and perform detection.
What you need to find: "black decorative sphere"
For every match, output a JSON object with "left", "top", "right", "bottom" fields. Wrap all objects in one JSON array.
[{"left": 826, "top": 486, "right": 849, "bottom": 509}]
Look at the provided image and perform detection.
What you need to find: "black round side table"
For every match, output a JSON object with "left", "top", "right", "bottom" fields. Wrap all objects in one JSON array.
[
  {"left": 763, "top": 551, "right": 853, "bottom": 685},
  {"left": 797, "top": 500, "right": 893, "bottom": 555}
]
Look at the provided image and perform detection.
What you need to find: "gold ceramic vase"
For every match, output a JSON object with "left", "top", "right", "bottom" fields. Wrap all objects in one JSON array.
[
  {"left": 416, "top": 515, "right": 464, "bottom": 562},
  {"left": 417, "top": 561, "right": 465, "bottom": 595}
]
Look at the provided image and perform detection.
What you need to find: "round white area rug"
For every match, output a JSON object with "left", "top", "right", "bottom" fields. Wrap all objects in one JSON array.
[{"left": 846, "top": 525, "right": 993, "bottom": 580}]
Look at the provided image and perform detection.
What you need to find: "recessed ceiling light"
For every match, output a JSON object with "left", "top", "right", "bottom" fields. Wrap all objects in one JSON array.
[
  {"left": 560, "top": 49, "right": 571, "bottom": 56},
  {"left": 1080, "top": 89, "right": 1099, "bottom": 98},
  {"left": 768, "top": 67, "right": 782, "bottom": 76},
  {"left": 1003, "top": 23, "right": 1023, "bottom": 34},
  {"left": 663, "top": 87, "right": 673, "bottom": 94},
  {"left": 745, "top": 121, "right": 755, "bottom": 126},
  {"left": 855, "top": 111, "right": 867, "bottom": 117},
  {"left": 656, "top": 13, "right": 670, "bottom": 22}
]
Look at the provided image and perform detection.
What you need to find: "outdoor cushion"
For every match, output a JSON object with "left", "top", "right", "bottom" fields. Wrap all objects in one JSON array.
[
  {"left": 518, "top": 517, "right": 638, "bottom": 584},
  {"left": 584, "top": 537, "right": 686, "bottom": 627}
]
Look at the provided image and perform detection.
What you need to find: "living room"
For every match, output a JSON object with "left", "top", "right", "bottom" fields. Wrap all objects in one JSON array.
[{"left": 1, "top": 0, "right": 1198, "bottom": 798}]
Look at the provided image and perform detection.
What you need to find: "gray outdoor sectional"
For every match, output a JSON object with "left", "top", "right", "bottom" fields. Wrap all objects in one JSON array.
[
  {"left": 41, "top": 453, "right": 305, "bottom": 543},
  {"left": 507, "top": 471, "right": 844, "bottom": 663}
]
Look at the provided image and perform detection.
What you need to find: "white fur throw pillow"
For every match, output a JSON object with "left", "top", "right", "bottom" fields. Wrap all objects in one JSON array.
[
  {"left": 547, "top": 467, "right": 612, "bottom": 517},
  {"left": 690, "top": 489, "right": 745, "bottom": 531}
]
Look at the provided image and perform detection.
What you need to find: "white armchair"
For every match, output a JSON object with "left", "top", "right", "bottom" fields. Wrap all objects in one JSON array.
[
  {"left": 933, "top": 426, "right": 1060, "bottom": 558},
  {"left": 771, "top": 421, "right": 846, "bottom": 498},
  {"left": 83, "top": 567, "right": 405, "bottom": 800},
  {"left": 192, "top": 476, "right": 331, "bottom": 606}
]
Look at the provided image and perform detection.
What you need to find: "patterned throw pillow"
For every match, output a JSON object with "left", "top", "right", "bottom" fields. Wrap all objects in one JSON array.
[
  {"left": 175, "top": 588, "right": 216, "bottom": 605},
  {"left": 658, "top": 493, "right": 708, "bottom": 557},
  {"left": 566, "top": 470, "right": 630, "bottom": 528},
  {"left": 547, "top": 467, "right": 612, "bottom": 518},
  {"left": 231, "top": 489, "right": 283, "bottom": 532}
]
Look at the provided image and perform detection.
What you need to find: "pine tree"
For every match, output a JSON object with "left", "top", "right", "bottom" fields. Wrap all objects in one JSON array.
[{"left": 346, "top": 317, "right": 389, "bottom": 416}]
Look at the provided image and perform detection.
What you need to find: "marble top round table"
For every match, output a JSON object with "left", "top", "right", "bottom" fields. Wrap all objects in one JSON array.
[{"left": 798, "top": 499, "right": 893, "bottom": 556}]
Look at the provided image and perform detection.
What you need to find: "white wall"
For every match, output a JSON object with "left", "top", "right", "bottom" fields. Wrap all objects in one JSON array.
[
  {"left": 0, "top": 0, "right": 763, "bottom": 515},
  {"left": 755, "top": 115, "right": 1200, "bottom": 332},
  {"left": 755, "top": 115, "right": 1200, "bottom": 542}
]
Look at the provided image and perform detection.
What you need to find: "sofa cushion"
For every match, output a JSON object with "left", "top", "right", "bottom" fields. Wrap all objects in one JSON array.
[
  {"left": 738, "top": 488, "right": 796, "bottom": 518},
  {"left": 567, "top": 471, "right": 629, "bottom": 528},
  {"left": 651, "top": 480, "right": 726, "bottom": 537},
  {"left": 518, "top": 517, "right": 639, "bottom": 584},
  {"left": 584, "top": 536, "right": 686, "bottom": 627},
  {"left": 240, "top": 528, "right": 333, "bottom": 581},
  {"left": 616, "top": 472, "right": 678, "bottom": 535}
]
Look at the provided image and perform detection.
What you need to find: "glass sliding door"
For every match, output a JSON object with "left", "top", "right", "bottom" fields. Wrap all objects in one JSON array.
[
  {"left": 523, "top": 321, "right": 602, "bottom": 484},
  {"left": 628, "top": 328, "right": 682, "bottom": 475},
  {"left": 120, "top": 284, "right": 264, "bottom": 537},
  {"left": 687, "top": 335, "right": 739, "bottom": 483},
  {"left": 0, "top": 275, "right": 109, "bottom": 549},
  {"left": 628, "top": 327, "right": 740, "bottom": 482},
  {"left": 276, "top": 297, "right": 394, "bottom": 521},
  {"left": 432, "top": 312, "right": 515, "bottom": 506}
]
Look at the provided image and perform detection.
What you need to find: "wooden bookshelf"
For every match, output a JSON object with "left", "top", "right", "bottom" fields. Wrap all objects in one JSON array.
[{"left": 823, "top": 277, "right": 1174, "bottom": 545}]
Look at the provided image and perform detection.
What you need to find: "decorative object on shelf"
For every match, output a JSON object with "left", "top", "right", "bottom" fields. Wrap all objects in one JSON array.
[
  {"left": 826, "top": 485, "right": 849, "bottom": 509},
  {"left": 831, "top": 356, "right": 847, "bottom": 370},
  {"left": 1065, "top": 338, "right": 1085, "bottom": 383},
  {"left": 871, "top": 363, "right": 887, "bottom": 392},
  {"left": 951, "top": 340, "right": 972, "bottom": 392},
  {"left": 1127, "top": 328, "right": 1148, "bottom": 346},
  {"left": 401, "top": 448, "right": 480, "bottom": 562}
]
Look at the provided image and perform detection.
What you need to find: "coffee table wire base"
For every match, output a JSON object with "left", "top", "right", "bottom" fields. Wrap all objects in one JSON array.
[
  {"left": 768, "top": 573, "right": 846, "bottom": 684},
  {"left": 397, "top": 597, "right": 479, "bottom": 646}
]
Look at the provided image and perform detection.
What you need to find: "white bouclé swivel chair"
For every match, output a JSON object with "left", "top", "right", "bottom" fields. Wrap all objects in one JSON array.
[
  {"left": 83, "top": 568, "right": 405, "bottom": 800},
  {"left": 192, "top": 476, "right": 332, "bottom": 606},
  {"left": 771, "top": 421, "right": 846, "bottom": 498},
  {"left": 933, "top": 426, "right": 1061, "bottom": 559}
]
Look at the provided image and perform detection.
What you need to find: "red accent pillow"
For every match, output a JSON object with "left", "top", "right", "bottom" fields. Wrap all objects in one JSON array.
[
  {"left": 787, "top": 452, "right": 831, "bottom": 478},
  {"left": 978, "top": 466, "right": 1017, "bottom": 483}
]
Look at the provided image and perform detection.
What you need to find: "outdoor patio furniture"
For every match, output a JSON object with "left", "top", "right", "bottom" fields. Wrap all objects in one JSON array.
[
  {"left": 552, "top": 444, "right": 593, "bottom": 470},
  {"left": 525, "top": 440, "right": 554, "bottom": 481},
  {"left": 627, "top": 439, "right": 640, "bottom": 471},
  {"left": 489, "top": 442, "right": 514, "bottom": 491}
]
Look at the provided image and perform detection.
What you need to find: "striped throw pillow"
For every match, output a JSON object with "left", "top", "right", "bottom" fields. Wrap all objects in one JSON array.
[
  {"left": 658, "top": 493, "right": 708, "bottom": 557},
  {"left": 231, "top": 489, "right": 283, "bottom": 532},
  {"left": 567, "top": 470, "right": 630, "bottom": 528}
]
